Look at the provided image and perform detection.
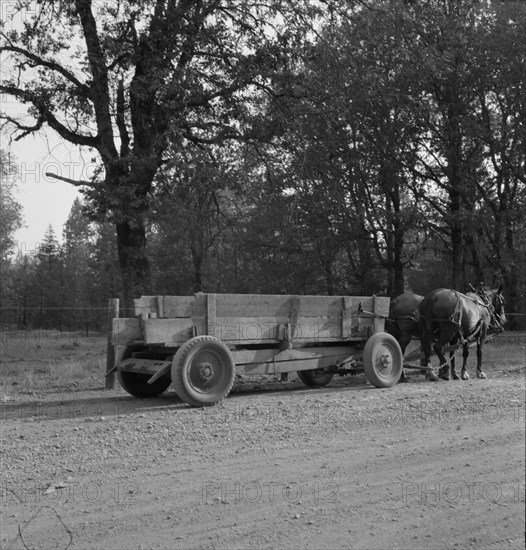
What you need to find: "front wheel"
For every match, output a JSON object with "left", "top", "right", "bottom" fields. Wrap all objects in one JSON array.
[
  {"left": 171, "top": 336, "right": 235, "bottom": 407},
  {"left": 363, "top": 332, "right": 403, "bottom": 388},
  {"left": 297, "top": 369, "right": 334, "bottom": 388}
]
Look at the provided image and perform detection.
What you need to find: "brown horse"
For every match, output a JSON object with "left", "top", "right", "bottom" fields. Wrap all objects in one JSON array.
[
  {"left": 418, "top": 286, "right": 506, "bottom": 380},
  {"left": 387, "top": 292, "right": 438, "bottom": 381}
]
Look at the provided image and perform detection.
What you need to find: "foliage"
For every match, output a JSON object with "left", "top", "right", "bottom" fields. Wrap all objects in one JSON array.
[
  {"left": 0, "top": 150, "right": 23, "bottom": 261},
  {"left": 0, "top": 0, "right": 332, "bottom": 307},
  {"left": 0, "top": 0, "right": 524, "bottom": 329}
]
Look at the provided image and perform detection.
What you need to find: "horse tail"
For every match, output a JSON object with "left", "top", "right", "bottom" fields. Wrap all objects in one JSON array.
[{"left": 384, "top": 317, "right": 398, "bottom": 337}]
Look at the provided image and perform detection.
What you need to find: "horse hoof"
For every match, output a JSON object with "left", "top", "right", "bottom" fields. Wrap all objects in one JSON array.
[
  {"left": 439, "top": 374, "right": 450, "bottom": 381},
  {"left": 461, "top": 373, "right": 469, "bottom": 380},
  {"left": 478, "top": 372, "right": 487, "bottom": 380},
  {"left": 427, "top": 372, "right": 439, "bottom": 382},
  {"left": 452, "top": 374, "right": 460, "bottom": 380}
]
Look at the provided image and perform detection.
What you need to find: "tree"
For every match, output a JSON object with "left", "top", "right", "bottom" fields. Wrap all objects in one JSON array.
[
  {"left": 469, "top": 0, "right": 526, "bottom": 322},
  {"left": 1, "top": 0, "right": 327, "bottom": 306},
  {"left": 33, "top": 225, "right": 64, "bottom": 327},
  {"left": 149, "top": 143, "right": 247, "bottom": 294},
  {"left": 0, "top": 150, "right": 23, "bottom": 261},
  {"left": 255, "top": 5, "right": 426, "bottom": 296},
  {"left": 0, "top": 149, "right": 23, "bottom": 324},
  {"left": 87, "top": 221, "right": 123, "bottom": 311},
  {"left": 8, "top": 253, "right": 38, "bottom": 328},
  {"left": 62, "top": 197, "right": 95, "bottom": 326}
]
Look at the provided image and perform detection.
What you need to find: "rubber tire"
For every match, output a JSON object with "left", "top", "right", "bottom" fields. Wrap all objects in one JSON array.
[
  {"left": 363, "top": 332, "right": 403, "bottom": 388},
  {"left": 171, "top": 336, "right": 235, "bottom": 407},
  {"left": 297, "top": 369, "right": 334, "bottom": 388},
  {"left": 117, "top": 370, "right": 171, "bottom": 398}
]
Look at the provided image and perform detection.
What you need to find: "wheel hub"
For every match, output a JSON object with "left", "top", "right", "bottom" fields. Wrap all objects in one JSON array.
[
  {"left": 380, "top": 352, "right": 392, "bottom": 368},
  {"left": 198, "top": 362, "right": 214, "bottom": 380}
]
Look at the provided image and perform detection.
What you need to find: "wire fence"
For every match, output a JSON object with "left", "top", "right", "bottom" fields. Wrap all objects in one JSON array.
[
  {"left": 1, "top": 307, "right": 525, "bottom": 337},
  {"left": 0, "top": 305, "right": 137, "bottom": 337}
]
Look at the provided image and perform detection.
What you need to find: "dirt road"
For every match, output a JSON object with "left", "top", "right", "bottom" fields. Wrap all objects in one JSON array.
[{"left": 1, "top": 370, "right": 524, "bottom": 550}]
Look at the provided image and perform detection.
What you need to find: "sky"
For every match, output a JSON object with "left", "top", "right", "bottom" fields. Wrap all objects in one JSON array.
[
  {"left": 1, "top": 0, "right": 85, "bottom": 256},
  {"left": 4, "top": 125, "right": 85, "bottom": 255}
]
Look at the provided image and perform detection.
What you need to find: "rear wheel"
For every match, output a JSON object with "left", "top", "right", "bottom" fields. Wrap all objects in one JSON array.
[
  {"left": 117, "top": 371, "right": 171, "bottom": 398},
  {"left": 363, "top": 332, "right": 403, "bottom": 388},
  {"left": 297, "top": 369, "right": 334, "bottom": 388},
  {"left": 117, "top": 346, "right": 172, "bottom": 398},
  {"left": 171, "top": 336, "right": 235, "bottom": 407}
]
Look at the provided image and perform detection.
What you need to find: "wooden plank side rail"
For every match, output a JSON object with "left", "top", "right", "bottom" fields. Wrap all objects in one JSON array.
[
  {"left": 134, "top": 294, "right": 382, "bottom": 319},
  {"left": 119, "top": 294, "right": 391, "bottom": 346}
]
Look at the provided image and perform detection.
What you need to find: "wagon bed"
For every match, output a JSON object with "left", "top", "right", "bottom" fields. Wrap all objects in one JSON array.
[{"left": 109, "top": 293, "right": 403, "bottom": 406}]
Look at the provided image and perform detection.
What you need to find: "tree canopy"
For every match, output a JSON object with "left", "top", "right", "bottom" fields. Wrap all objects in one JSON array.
[{"left": 1, "top": 0, "right": 524, "bottom": 326}]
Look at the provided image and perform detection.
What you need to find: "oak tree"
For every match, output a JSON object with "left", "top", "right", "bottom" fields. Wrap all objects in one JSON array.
[{"left": 1, "top": 0, "right": 323, "bottom": 306}]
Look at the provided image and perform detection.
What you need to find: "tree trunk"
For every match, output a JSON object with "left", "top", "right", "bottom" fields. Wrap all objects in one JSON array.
[
  {"left": 191, "top": 241, "right": 204, "bottom": 293},
  {"left": 446, "top": 99, "right": 464, "bottom": 290},
  {"left": 383, "top": 167, "right": 405, "bottom": 297},
  {"left": 392, "top": 231, "right": 405, "bottom": 296},
  {"left": 116, "top": 219, "right": 151, "bottom": 312}
]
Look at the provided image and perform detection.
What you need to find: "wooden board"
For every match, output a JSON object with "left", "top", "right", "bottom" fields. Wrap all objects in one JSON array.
[
  {"left": 112, "top": 318, "right": 141, "bottom": 345},
  {"left": 136, "top": 316, "right": 376, "bottom": 345},
  {"left": 135, "top": 295, "right": 204, "bottom": 318},
  {"left": 207, "top": 316, "right": 349, "bottom": 343},
  {"left": 142, "top": 318, "right": 194, "bottom": 344}
]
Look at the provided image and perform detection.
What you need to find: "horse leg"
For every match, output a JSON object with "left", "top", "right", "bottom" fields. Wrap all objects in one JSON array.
[
  {"left": 476, "top": 339, "right": 486, "bottom": 379},
  {"left": 434, "top": 342, "right": 450, "bottom": 380},
  {"left": 450, "top": 336, "right": 460, "bottom": 380},
  {"left": 451, "top": 350, "right": 460, "bottom": 380},
  {"left": 398, "top": 333, "right": 412, "bottom": 383},
  {"left": 421, "top": 325, "right": 438, "bottom": 382},
  {"left": 449, "top": 351, "right": 457, "bottom": 380},
  {"left": 460, "top": 343, "right": 470, "bottom": 380}
]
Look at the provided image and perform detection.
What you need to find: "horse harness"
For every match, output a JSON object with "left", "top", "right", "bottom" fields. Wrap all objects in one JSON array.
[{"left": 448, "top": 291, "right": 504, "bottom": 345}]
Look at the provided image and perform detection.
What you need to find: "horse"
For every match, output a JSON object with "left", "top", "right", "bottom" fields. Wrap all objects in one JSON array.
[
  {"left": 418, "top": 286, "right": 506, "bottom": 381},
  {"left": 387, "top": 291, "right": 438, "bottom": 382}
]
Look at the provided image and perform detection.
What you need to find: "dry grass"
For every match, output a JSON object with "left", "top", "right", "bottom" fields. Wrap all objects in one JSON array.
[
  {"left": 403, "top": 331, "right": 525, "bottom": 374},
  {"left": 0, "top": 330, "right": 107, "bottom": 394},
  {"left": 482, "top": 331, "right": 525, "bottom": 374}
]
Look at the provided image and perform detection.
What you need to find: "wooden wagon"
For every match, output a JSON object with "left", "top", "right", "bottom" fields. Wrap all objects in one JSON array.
[{"left": 109, "top": 293, "right": 403, "bottom": 407}]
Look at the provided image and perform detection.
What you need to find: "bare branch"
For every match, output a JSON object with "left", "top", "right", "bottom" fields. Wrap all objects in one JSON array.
[
  {"left": 45, "top": 172, "right": 98, "bottom": 188},
  {"left": 0, "top": 113, "right": 44, "bottom": 140},
  {"left": 0, "top": 84, "right": 98, "bottom": 147}
]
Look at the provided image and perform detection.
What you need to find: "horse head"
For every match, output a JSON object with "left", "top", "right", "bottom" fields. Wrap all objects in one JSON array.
[
  {"left": 473, "top": 283, "right": 506, "bottom": 331},
  {"left": 487, "top": 285, "right": 506, "bottom": 331}
]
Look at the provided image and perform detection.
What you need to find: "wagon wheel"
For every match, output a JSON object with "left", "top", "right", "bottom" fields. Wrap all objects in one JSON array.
[
  {"left": 117, "top": 371, "right": 171, "bottom": 398},
  {"left": 363, "top": 332, "right": 403, "bottom": 388},
  {"left": 297, "top": 369, "right": 334, "bottom": 388},
  {"left": 171, "top": 336, "right": 235, "bottom": 407},
  {"left": 117, "top": 345, "right": 172, "bottom": 398}
]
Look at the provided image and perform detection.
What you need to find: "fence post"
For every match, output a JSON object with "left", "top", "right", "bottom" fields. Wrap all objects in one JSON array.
[{"left": 105, "top": 298, "right": 120, "bottom": 389}]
